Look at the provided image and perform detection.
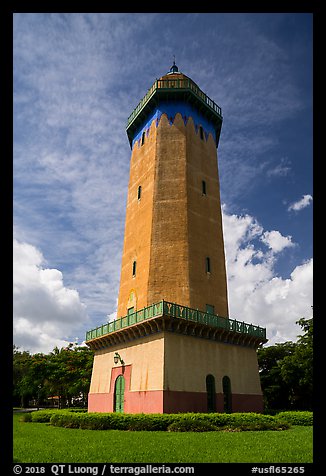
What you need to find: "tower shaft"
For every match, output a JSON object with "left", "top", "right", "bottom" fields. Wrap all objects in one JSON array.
[{"left": 117, "top": 94, "right": 228, "bottom": 318}]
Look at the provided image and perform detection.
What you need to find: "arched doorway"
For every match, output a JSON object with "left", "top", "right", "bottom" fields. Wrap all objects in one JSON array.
[
  {"left": 222, "top": 375, "right": 232, "bottom": 413},
  {"left": 114, "top": 375, "right": 125, "bottom": 413},
  {"left": 206, "top": 374, "right": 216, "bottom": 412}
]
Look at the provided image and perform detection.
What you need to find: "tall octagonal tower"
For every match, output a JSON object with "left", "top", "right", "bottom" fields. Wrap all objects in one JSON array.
[{"left": 86, "top": 63, "right": 267, "bottom": 414}]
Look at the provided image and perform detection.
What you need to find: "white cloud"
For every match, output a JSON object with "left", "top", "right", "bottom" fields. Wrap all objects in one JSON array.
[
  {"left": 267, "top": 157, "right": 292, "bottom": 178},
  {"left": 13, "top": 238, "right": 89, "bottom": 353},
  {"left": 260, "top": 230, "right": 295, "bottom": 253},
  {"left": 222, "top": 210, "right": 313, "bottom": 345},
  {"left": 13, "top": 14, "right": 132, "bottom": 327},
  {"left": 288, "top": 194, "right": 313, "bottom": 212}
]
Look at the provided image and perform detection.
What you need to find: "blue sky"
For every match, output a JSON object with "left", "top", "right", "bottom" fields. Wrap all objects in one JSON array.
[{"left": 13, "top": 13, "right": 313, "bottom": 353}]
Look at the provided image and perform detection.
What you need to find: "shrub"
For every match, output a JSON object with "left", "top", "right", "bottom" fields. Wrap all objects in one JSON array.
[
  {"left": 22, "top": 410, "right": 292, "bottom": 431},
  {"left": 276, "top": 411, "right": 313, "bottom": 426},
  {"left": 226, "top": 413, "right": 271, "bottom": 429},
  {"left": 50, "top": 411, "right": 131, "bottom": 430},
  {"left": 31, "top": 410, "right": 56, "bottom": 423},
  {"left": 50, "top": 411, "right": 81, "bottom": 428},
  {"left": 79, "top": 413, "right": 126, "bottom": 430},
  {"left": 138, "top": 414, "right": 174, "bottom": 431},
  {"left": 127, "top": 414, "right": 176, "bottom": 431},
  {"left": 19, "top": 412, "right": 32, "bottom": 422},
  {"left": 168, "top": 419, "right": 218, "bottom": 432},
  {"left": 201, "top": 413, "right": 230, "bottom": 427},
  {"left": 76, "top": 413, "right": 175, "bottom": 431},
  {"left": 207, "top": 412, "right": 289, "bottom": 431},
  {"left": 231, "top": 413, "right": 290, "bottom": 431}
]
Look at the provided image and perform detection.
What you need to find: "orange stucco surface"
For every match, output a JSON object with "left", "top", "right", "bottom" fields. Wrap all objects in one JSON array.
[{"left": 117, "top": 111, "right": 228, "bottom": 318}]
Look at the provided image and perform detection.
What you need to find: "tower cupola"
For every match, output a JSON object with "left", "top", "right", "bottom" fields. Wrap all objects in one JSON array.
[
  {"left": 168, "top": 59, "right": 179, "bottom": 74},
  {"left": 126, "top": 63, "right": 223, "bottom": 149}
]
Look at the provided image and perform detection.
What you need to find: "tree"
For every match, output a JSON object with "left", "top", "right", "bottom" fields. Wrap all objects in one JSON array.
[
  {"left": 257, "top": 317, "right": 313, "bottom": 411},
  {"left": 13, "top": 344, "right": 94, "bottom": 408},
  {"left": 47, "top": 344, "right": 94, "bottom": 408},
  {"left": 258, "top": 341, "right": 296, "bottom": 410},
  {"left": 13, "top": 346, "right": 33, "bottom": 407},
  {"left": 280, "top": 317, "right": 313, "bottom": 409}
]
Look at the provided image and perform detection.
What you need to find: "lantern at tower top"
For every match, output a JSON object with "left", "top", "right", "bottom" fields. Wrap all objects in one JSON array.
[
  {"left": 126, "top": 63, "right": 223, "bottom": 149},
  {"left": 167, "top": 59, "right": 180, "bottom": 74}
]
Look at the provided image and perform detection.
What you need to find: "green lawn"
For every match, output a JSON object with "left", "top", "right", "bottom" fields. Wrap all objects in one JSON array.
[{"left": 13, "top": 414, "right": 313, "bottom": 463}]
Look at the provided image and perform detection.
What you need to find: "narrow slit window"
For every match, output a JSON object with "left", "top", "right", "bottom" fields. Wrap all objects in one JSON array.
[
  {"left": 199, "top": 126, "right": 204, "bottom": 140},
  {"left": 202, "top": 180, "right": 207, "bottom": 195},
  {"left": 137, "top": 185, "right": 142, "bottom": 200},
  {"left": 141, "top": 131, "right": 145, "bottom": 146},
  {"left": 206, "top": 257, "right": 211, "bottom": 274},
  {"left": 132, "top": 260, "right": 137, "bottom": 277}
]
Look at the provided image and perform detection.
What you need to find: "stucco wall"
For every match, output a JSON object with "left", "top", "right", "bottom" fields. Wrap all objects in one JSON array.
[
  {"left": 117, "top": 111, "right": 229, "bottom": 318},
  {"left": 89, "top": 330, "right": 262, "bottom": 396},
  {"left": 117, "top": 120, "right": 157, "bottom": 317},
  {"left": 164, "top": 332, "right": 262, "bottom": 395},
  {"left": 89, "top": 333, "right": 164, "bottom": 394}
]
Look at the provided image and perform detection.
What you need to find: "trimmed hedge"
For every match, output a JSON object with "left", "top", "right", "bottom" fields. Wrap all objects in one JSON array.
[
  {"left": 275, "top": 411, "right": 313, "bottom": 426},
  {"left": 19, "top": 412, "right": 33, "bottom": 422},
  {"left": 167, "top": 419, "right": 219, "bottom": 432},
  {"left": 40, "top": 411, "right": 292, "bottom": 431},
  {"left": 20, "top": 409, "right": 314, "bottom": 431},
  {"left": 50, "top": 412, "right": 177, "bottom": 431},
  {"left": 19, "top": 409, "right": 57, "bottom": 423}
]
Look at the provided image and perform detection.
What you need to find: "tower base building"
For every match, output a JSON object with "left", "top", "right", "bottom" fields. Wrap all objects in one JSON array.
[
  {"left": 86, "top": 63, "right": 267, "bottom": 414},
  {"left": 87, "top": 301, "right": 266, "bottom": 413}
]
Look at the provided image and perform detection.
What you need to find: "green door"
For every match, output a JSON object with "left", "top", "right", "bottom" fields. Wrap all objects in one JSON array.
[{"left": 114, "top": 375, "right": 125, "bottom": 413}]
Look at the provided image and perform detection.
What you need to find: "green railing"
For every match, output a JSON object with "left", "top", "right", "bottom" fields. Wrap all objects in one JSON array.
[
  {"left": 86, "top": 301, "right": 164, "bottom": 341},
  {"left": 163, "top": 301, "right": 266, "bottom": 339},
  {"left": 85, "top": 300, "right": 266, "bottom": 342},
  {"left": 126, "top": 78, "right": 223, "bottom": 129}
]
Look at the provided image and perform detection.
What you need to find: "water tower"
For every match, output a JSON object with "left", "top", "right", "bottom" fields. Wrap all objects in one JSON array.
[{"left": 86, "top": 62, "right": 267, "bottom": 413}]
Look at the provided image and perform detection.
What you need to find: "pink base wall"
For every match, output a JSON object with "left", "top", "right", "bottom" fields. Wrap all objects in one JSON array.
[
  {"left": 88, "top": 391, "right": 164, "bottom": 413},
  {"left": 88, "top": 390, "right": 263, "bottom": 414},
  {"left": 88, "top": 364, "right": 164, "bottom": 413},
  {"left": 163, "top": 390, "right": 263, "bottom": 413}
]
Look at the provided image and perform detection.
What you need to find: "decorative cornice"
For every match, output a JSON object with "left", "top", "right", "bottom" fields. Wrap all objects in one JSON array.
[{"left": 86, "top": 301, "right": 267, "bottom": 351}]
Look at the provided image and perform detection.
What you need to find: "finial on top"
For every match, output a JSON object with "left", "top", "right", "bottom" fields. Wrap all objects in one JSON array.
[{"left": 169, "top": 56, "right": 179, "bottom": 74}]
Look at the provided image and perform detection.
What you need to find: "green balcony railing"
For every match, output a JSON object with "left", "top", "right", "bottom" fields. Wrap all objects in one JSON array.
[
  {"left": 126, "top": 78, "right": 223, "bottom": 130},
  {"left": 85, "top": 301, "right": 164, "bottom": 341},
  {"left": 85, "top": 300, "right": 266, "bottom": 342},
  {"left": 162, "top": 301, "right": 266, "bottom": 339}
]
